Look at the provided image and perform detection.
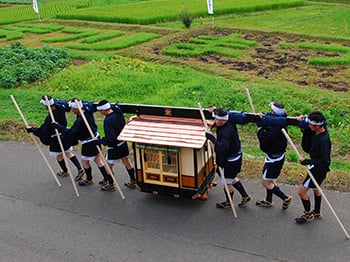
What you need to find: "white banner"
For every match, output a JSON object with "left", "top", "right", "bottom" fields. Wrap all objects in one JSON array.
[
  {"left": 32, "top": 0, "right": 39, "bottom": 14},
  {"left": 207, "top": 0, "right": 214, "bottom": 15}
]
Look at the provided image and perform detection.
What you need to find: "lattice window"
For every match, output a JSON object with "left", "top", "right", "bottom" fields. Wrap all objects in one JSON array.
[
  {"left": 144, "top": 149, "right": 160, "bottom": 169},
  {"left": 162, "top": 151, "right": 178, "bottom": 174},
  {"left": 142, "top": 147, "right": 178, "bottom": 175}
]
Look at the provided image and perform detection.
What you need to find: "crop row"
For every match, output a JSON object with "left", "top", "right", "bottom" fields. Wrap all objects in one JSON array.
[
  {"left": 56, "top": 0, "right": 305, "bottom": 25},
  {"left": 0, "top": 0, "right": 304, "bottom": 25},
  {"left": 0, "top": 0, "right": 92, "bottom": 25}
]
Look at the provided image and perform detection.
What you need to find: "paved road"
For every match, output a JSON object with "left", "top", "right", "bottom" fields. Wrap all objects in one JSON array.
[{"left": 0, "top": 140, "right": 349, "bottom": 262}]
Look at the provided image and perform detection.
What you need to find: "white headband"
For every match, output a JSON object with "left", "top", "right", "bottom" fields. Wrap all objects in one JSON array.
[
  {"left": 96, "top": 103, "right": 111, "bottom": 111},
  {"left": 306, "top": 117, "right": 324, "bottom": 126},
  {"left": 212, "top": 112, "right": 229, "bottom": 121},
  {"left": 40, "top": 98, "right": 54, "bottom": 106},
  {"left": 69, "top": 100, "right": 83, "bottom": 109},
  {"left": 269, "top": 102, "right": 284, "bottom": 115}
]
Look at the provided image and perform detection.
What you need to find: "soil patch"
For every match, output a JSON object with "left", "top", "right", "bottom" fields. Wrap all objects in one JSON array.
[{"left": 155, "top": 32, "right": 350, "bottom": 92}]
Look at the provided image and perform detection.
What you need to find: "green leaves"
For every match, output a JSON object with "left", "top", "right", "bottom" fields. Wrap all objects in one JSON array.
[{"left": 0, "top": 43, "right": 70, "bottom": 88}]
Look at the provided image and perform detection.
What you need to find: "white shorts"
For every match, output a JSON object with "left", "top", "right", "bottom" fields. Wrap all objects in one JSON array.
[
  {"left": 49, "top": 147, "right": 73, "bottom": 157},
  {"left": 222, "top": 178, "right": 235, "bottom": 186},
  {"left": 81, "top": 155, "right": 97, "bottom": 161},
  {"left": 106, "top": 158, "right": 120, "bottom": 165},
  {"left": 219, "top": 168, "right": 235, "bottom": 186}
]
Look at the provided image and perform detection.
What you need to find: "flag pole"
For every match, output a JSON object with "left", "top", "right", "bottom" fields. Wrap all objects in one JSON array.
[
  {"left": 207, "top": 0, "right": 215, "bottom": 28},
  {"left": 32, "top": 0, "right": 41, "bottom": 21}
]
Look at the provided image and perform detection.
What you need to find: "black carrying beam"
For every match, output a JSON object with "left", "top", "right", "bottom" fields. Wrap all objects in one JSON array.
[{"left": 112, "top": 103, "right": 299, "bottom": 126}]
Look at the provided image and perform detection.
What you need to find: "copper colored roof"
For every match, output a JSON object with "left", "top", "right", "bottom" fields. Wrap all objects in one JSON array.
[{"left": 118, "top": 115, "right": 207, "bottom": 148}]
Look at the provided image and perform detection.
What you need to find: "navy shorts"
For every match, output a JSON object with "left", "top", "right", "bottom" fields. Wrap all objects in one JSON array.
[
  {"left": 81, "top": 142, "right": 100, "bottom": 157},
  {"left": 302, "top": 168, "right": 327, "bottom": 189},
  {"left": 106, "top": 142, "right": 129, "bottom": 160},
  {"left": 262, "top": 157, "right": 285, "bottom": 180},
  {"left": 223, "top": 156, "right": 242, "bottom": 179}
]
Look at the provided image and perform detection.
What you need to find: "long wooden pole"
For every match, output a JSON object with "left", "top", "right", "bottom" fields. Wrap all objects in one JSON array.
[
  {"left": 44, "top": 96, "right": 80, "bottom": 197},
  {"left": 10, "top": 95, "right": 62, "bottom": 188},
  {"left": 245, "top": 88, "right": 255, "bottom": 113},
  {"left": 246, "top": 89, "right": 349, "bottom": 239},
  {"left": 73, "top": 100, "right": 125, "bottom": 200},
  {"left": 281, "top": 128, "right": 349, "bottom": 240},
  {"left": 198, "top": 103, "right": 238, "bottom": 218}
]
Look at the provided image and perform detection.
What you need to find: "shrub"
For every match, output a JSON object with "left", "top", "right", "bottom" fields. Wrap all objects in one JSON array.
[{"left": 179, "top": 9, "right": 194, "bottom": 29}]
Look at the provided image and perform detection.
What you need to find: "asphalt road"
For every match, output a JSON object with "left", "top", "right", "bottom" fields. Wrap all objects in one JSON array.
[{"left": 0, "top": 140, "right": 349, "bottom": 262}]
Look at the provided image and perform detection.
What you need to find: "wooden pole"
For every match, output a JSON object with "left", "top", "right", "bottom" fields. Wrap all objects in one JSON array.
[
  {"left": 245, "top": 88, "right": 255, "bottom": 113},
  {"left": 73, "top": 99, "right": 125, "bottom": 200},
  {"left": 198, "top": 103, "right": 238, "bottom": 218},
  {"left": 10, "top": 95, "right": 62, "bottom": 188},
  {"left": 44, "top": 96, "right": 80, "bottom": 197},
  {"left": 281, "top": 128, "right": 349, "bottom": 240}
]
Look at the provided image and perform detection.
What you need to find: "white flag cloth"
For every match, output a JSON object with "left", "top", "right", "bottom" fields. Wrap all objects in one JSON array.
[
  {"left": 207, "top": 0, "right": 214, "bottom": 15},
  {"left": 32, "top": 0, "right": 39, "bottom": 14}
]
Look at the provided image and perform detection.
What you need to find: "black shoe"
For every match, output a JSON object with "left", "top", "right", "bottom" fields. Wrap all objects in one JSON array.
[
  {"left": 78, "top": 179, "right": 94, "bottom": 186},
  {"left": 100, "top": 184, "right": 116, "bottom": 192},
  {"left": 75, "top": 169, "right": 85, "bottom": 181},
  {"left": 282, "top": 196, "right": 293, "bottom": 210},
  {"left": 295, "top": 211, "right": 314, "bottom": 224},
  {"left": 57, "top": 170, "right": 69, "bottom": 177},
  {"left": 238, "top": 196, "right": 252, "bottom": 208},
  {"left": 216, "top": 201, "right": 231, "bottom": 209},
  {"left": 312, "top": 209, "right": 322, "bottom": 219},
  {"left": 99, "top": 179, "right": 108, "bottom": 186},
  {"left": 124, "top": 180, "right": 136, "bottom": 188},
  {"left": 256, "top": 199, "right": 273, "bottom": 208}
]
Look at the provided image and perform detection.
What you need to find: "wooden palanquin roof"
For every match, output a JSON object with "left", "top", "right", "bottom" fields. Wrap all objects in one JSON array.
[{"left": 118, "top": 115, "right": 207, "bottom": 149}]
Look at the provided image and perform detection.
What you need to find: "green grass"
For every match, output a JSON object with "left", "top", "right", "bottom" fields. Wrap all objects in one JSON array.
[
  {"left": 0, "top": 28, "right": 23, "bottom": 40},
  {"left": 68, "top": 51, "right": 115, "bottom": 60},
  {"left": 65, "top": 32, "right": 161, "bottom": 51},
  {"left": 215, "top": 4, "right": 350, "bottom": 40},
  {"left": 308, "top": 0, "right": 350, "bottom": 4},
  {"left": 41, "top": 30, "right": 100, "bottom": 43},
  {"left": 308, "top": 53, "right": 350, "bottom": 66},
  {"left": 0, "top": 22, "right": 64, "bottom": 41},
  {"left": 0, "top": 0, "right": 65, "bottom": 3},
  {"left": 3, "top": 25, "right": 55, "bottom": 34},
  {"left": 298, "top": 42, "right": 350, "bottom": 65},
  {"left": 16, "top": 23, "right": 64, "bottom": 31},
  {"left": 163, "top": 33, "right": 256, "bottom": 57},
  {"left": 81, "top": 31, "right": 124, "bottom": 43},
  {"left": 280, "top": 41, "right": 350, "bottom": 65},
  {"left": 0, "top": 23, "right": 122, "bottom": 46}
]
